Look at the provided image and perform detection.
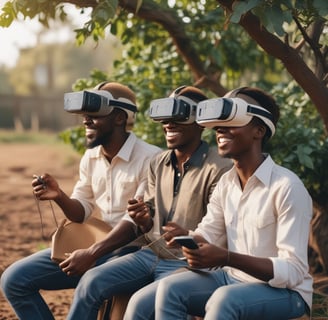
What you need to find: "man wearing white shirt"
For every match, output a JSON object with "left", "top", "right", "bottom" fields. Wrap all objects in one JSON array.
[
  {"left": 155, "top": 86, "right": 313, "bottom": 320},
  {"left": 1, "top": 82, "right": 161, "bottom": 319}
]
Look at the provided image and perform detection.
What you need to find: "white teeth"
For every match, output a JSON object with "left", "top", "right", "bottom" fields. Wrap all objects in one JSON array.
[
  {"left": 166, "top": 132, "right": 179, "bottom": 137},
  {"left": 219, "top": 138, "right": 232, "bottom": 143}
]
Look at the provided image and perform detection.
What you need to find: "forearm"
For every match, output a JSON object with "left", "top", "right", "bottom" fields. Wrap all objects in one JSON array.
[
  {"left": 87, "top": 220, "right": 138, "bottom": 260},
  {"left": 228, "top": 251, "right": 274, "bottom": 282},
  {"left": 54, "top": 189, "right": 85, "bottom": 222}
]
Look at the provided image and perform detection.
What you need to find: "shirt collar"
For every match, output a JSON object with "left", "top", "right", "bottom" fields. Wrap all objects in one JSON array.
[
  {"left": 95, "top": 132, "right": 137, "bottom": 162},
  {"left": 230, "top": 154, "right": 274, "bottom": 188},
  {"left": 164, "top": 141, "right": 210, "bottom": 168},
  {"left": 253, "top": 154, "right": 274, "bottom": 186}
]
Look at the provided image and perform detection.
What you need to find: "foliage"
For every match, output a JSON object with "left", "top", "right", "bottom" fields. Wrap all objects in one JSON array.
[
  {"left": 266, "top": 82, "right": 328, "bottom": 205},
  {"left": 231, "top": 0, "right": 328, "bottom": 37},
  {"left": 59, "top": 125, "right": 86, "bottom": 155}
]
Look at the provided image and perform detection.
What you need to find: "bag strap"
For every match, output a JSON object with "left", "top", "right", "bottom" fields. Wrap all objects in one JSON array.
[{"left": 34, "top": 193, "right": 58, "bottom": 239}]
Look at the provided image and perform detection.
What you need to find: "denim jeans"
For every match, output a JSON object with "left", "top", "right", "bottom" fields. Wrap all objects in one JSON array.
[
  {"left": 66, "top": 248, "right": 188, "bottom": 320},
  {"left": 0, "top": 246, "right": 139, "bottom": 320},
  {"left": 155, "top": 268, "right": 307, "bottom": 320}
]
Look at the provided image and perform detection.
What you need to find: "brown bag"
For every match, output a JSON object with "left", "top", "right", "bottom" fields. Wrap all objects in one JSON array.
[{"left": 51, "top": 216, "right": 112, "bottom": 263}]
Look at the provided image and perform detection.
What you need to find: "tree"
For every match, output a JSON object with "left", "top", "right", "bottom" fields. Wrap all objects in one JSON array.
[
  {"left": 2, "top": 0, "right": 326, "bottom": 127},
  {"left": 1, "top": 0, "right": 328, "bottom": 272}
]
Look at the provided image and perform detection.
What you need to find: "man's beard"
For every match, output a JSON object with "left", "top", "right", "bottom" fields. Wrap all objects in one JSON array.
[{"left": 86, "top": 133, "right": 108, "bottom": 149}]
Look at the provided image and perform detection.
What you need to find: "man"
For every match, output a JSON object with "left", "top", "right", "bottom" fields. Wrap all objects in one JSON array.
[
  {"left": 155, "top": 87, "right": 313, "bottom": 320},
  {"left": 0, "top": 82, "right": 161, "bottom": 319},
  {"left": 65, "top": 85, "right": 232, "bottom": 319}
]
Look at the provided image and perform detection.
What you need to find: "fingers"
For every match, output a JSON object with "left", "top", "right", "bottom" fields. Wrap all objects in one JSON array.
[{"left": 128, "top": 198, "right": 149, "bottom": 219}]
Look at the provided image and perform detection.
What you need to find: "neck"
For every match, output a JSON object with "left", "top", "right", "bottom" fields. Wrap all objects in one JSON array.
[
  {"left": 234, "top": 153, "right": 265, "bottom": 190},
  {"left": 174, "top": 141, "right": 201, "bottom": 171},
  {"left": 103, "top": 131, "right": 130, "bottom": 163}
]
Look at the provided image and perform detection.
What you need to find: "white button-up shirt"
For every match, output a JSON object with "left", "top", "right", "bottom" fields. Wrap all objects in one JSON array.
[
  {"left": 71, "top": 132, "right": 161, "bottom": 227},
  {"left": 195, "top": 155, "right": 313, "bottom": 308}
]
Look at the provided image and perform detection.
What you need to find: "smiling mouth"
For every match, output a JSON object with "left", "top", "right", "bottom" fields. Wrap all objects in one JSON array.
[
  {"left": 218, "top": 137, "right": 232, "bottom": 144},
  {"left": 166, "top": 131, "right": 180, "bottom": 138}
]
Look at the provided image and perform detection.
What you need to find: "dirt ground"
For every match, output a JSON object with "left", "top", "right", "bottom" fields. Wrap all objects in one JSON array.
[
  {"left": 0, "top": 143, "right": 80, "bottom": 320},
  {"left": 0, "top": 142, "right": 328, "bottom": 320}
]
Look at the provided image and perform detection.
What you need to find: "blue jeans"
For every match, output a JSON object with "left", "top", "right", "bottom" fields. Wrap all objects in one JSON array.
[
  {"left": 0, "top": 246, "right": 138, "bottom": 320},
  {"left": 155, "top": 268, "right": 307, "bottom": 320},
  {"left": 66, "top": 248, "right": 188, "bottom": 320}
]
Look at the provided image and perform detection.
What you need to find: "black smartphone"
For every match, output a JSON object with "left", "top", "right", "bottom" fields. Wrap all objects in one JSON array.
[{"left": 173, "top": 236, "right": 199, "bottom": 249}]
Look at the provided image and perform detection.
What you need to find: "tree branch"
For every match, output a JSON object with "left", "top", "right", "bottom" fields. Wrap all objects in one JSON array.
[
  {"left": 118, "top": 0, "right": 227, "bottom": 96},
  {"left": 216, "top": 0, "right": 328, "bottom": 132}
]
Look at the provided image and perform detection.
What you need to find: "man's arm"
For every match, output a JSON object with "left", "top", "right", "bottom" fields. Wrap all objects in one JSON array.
[
  {"left": 59, "top": 219, "right": 138, "bottom": 276},
  {"left": 32, "top": 173, "right": 85, "bottom": 222},
  {"left": 87, "top": 219, "right": 138, "bottom": 259}
]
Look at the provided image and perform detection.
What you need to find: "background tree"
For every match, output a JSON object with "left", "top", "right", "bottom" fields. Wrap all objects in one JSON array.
[{"left": 1, "top": 0, "right": 328, "bottom": 273}]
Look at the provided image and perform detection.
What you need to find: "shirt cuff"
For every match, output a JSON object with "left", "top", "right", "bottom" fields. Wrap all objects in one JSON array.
[{"left": 268, "top": 257, "right": 289, "bottom": 288}]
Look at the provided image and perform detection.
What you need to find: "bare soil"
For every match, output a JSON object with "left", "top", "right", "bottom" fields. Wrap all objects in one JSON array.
[{"left": 0, "top": 143, "right": 80, "bottom": 320}]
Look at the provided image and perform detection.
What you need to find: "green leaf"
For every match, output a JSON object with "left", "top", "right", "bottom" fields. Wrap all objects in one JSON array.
[
  {"left": 230, "top": 0, "right": 261, "bottom": 23},
  {"left": 0, "top": 2, "right": 16, "bottom": 27},
  {"left": 313, "top": 0, "right": 328, "bottom": 16}
]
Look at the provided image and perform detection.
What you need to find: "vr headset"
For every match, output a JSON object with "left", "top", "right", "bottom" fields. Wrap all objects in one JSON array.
[
  {"left": 148, "top": 96, "right": 197, "bottom": 124},
  {"left": 196, "top": 97, "right": 275, "bottom": 137},
  {"left": 64, "top": 90, "right": 137, "bottom": 117}
]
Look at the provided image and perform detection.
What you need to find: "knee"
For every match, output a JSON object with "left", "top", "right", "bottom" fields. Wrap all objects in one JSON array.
[
  {"left": 155, "top": 276, "right": 186, "bottom": 310},
  {"left": 1, "top": 263, "right": 24, "bottom": 297},
  {"left": 157, "top": 276, "right": 178, "bottom": 298},
  {"left": 125, "top": 289, "right": 154, "bottom": 320},
  {"left": 125, "top": 291, "right": 142, "bottom": 316},
  {"left": 75, "top": 268, "right": 98, "bottom": 293},
  {"left": 206, "top": 286, "right": 244, "bottom": 316}
]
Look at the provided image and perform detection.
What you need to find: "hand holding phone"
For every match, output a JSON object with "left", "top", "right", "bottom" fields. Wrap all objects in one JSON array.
[{"left": 173, "top": 236, "right": 199, "bottom": 249}]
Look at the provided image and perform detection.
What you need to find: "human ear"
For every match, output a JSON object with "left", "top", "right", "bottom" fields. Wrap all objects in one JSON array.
[
  {"left": 254, "top": 123, "right": 267, "bottom": 140},
  {"left": 114, "top": 109, "right": 128, "bottom": 126}
]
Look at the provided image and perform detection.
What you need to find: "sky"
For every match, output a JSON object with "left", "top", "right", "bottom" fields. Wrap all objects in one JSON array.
[{"left": 0, "top": 1, "right": 91, "bottom": 68}]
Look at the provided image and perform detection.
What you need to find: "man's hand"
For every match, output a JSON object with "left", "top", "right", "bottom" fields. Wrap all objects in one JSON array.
[
  {"left": 162, "top": 221, "right": 188, "bottom": 245},
  {"left": 32, "top": 173, "right": 61, "bottom": 201},
  {"left": 182, "top": 243, "right": 228, "bottom": 269},
  {"left": 59, "top": 248, "right": 96, "bottom": 276},
  {"left": 127, "top": 198, "right": 153, "bottom": 233}
]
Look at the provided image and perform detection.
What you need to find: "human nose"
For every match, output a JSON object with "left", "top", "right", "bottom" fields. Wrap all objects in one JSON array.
[
  {"left": 215, "top": 126, "right": 228, "bottom": 133},
  {"left": 82, "top": 115, "right": 93, "bottom": 124},
  {"left": 162, "top": 121, "right": 177, "bottom": 128}
]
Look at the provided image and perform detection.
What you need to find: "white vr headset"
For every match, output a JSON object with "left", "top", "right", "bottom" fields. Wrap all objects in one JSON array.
[
  {"left": 196, "top": 97, "right": 275, "bottom": 137},
  {"left": 148, "top": 96, "right": 197, "bottom": 124},
  {"left": 64, "top": 90, "right": 137, "bottom": 123}
]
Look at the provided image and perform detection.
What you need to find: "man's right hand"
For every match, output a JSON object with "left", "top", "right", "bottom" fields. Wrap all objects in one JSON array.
[
  {"left": 127, "top": 198, "right": 153, "bottom": 233},
  {"left": 32, "top": 173, "right": 61, "bottom": 201}
]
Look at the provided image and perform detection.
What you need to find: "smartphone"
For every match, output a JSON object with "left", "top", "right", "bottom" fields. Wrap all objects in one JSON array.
[{"left": 173, "top": 236, "right": 199, "bottom": 249}]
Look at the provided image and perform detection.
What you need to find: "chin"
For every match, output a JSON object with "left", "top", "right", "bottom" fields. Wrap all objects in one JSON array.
[
  {"left": 86, "top": 138, "right": 101, "bottom": 149},
  {"left": 218, "top": 149, "right": 231, "bottom": 159}
]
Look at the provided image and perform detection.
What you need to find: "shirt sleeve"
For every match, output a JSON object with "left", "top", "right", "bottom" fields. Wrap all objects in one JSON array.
[
  {"left": 268, "top": 181, "right": 312, "bottom": 289},
  {"left": 194, "top": 183, "right": 227, "bottom": 247},
  {"left": 70, "top": 152, "right": 95, "bottom": 221}
]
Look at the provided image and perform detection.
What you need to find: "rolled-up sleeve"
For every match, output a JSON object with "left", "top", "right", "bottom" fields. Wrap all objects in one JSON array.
[{"left": 268, "top": 181, "right": 312, "bottom": 289}]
